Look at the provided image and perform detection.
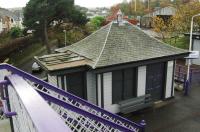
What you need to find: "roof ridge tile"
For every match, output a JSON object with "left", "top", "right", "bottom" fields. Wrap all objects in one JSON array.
[{"left": 93, "top": 22, "right": 113, "bottom": 69}]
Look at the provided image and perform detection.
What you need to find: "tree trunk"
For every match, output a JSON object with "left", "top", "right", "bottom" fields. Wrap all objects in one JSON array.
[{"left": 44, "top": 20, "right": 51, "bottom": 54}]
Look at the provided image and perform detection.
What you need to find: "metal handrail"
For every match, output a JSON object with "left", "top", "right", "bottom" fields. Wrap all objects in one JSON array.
[
  {"left": 37, "top": 89, "right": 133, "bottom": 131},
  {"left": 1, "top": 100, "right": 17, "bottom": 117},
  {"left": 0, "top": 64, "right": 145, "bottom": 131},
  {"left": 4, "top": 74, "right": 71, "bottom": 132}
]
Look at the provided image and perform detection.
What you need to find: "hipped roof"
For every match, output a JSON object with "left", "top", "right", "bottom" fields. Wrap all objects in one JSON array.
[
  {"left": 36, "top": 21, "right": 188, "bottom": 71},
  {"left": 55, "top": 21, "right": 187, "bottom": 68}
]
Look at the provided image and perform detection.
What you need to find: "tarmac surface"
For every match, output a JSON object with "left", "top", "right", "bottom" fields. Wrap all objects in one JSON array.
[
  {"left": 0, "top": 86, "right": 199, "bottom": 132},
  {"left": 125, "top": 85, "right": 200, "bottom": 132}
]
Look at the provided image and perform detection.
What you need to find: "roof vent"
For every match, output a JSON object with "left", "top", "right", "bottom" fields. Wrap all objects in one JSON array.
[{"left": 117, "top": 9, "right": 124, "bottom": 26}]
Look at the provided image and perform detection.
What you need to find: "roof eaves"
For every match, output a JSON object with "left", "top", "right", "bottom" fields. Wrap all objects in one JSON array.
[
  {"left": 34, "top": 56, "right": 49, "bottom": 71},
  {"left": 94, "top": 52, "right": 189, "bottom": 69},
  {"left": 34, "top": 52, "right": 94, "bottom": 71},
  {"left": 92, "top": 22, "right": 113, "bottom": 69}
]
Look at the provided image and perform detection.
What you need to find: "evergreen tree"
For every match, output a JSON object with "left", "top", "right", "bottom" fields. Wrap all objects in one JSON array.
[{"left": 23, "top": 0, "right": 87, "bottom": 53}]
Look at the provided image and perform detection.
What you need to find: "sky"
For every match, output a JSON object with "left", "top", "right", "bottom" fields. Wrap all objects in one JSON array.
[{"left": 0, "top": 0, "right": 130, "bottom": 9}]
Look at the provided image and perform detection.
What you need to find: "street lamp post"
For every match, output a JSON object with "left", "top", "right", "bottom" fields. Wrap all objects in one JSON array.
[
  {"left": 185, "top": 13, "right": 200, "bottom": 95},
  {"left": 63, "top": 30, "right": 66, "bottom": 47}
]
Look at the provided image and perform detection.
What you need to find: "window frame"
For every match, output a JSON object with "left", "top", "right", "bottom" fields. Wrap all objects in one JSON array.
[{"left": 112, "top": 67, "right": 138, "bottom": 104}]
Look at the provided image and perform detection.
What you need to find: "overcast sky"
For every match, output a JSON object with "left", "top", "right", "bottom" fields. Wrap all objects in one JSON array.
[{"left": 0, "top": 0, "right": 130, "bottom": 8}]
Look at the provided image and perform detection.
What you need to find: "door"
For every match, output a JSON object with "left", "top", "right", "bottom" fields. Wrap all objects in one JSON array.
[{"left": 146, "top": 63, "right": 165, "bottom": 101}]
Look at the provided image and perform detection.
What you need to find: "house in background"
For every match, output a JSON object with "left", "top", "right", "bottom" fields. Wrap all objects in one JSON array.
[
  {"left": 185, "top": 33, "right": 200, "bottom": 65},
  {"left": 141, "top": 6, "right": 176, "bottom": 28},
  {"left": 0, "top": 8, "right": 23, "bottom": 33},
  {"left": 86, "top": 7, "right": 109, "bottom": 19},
  {"left": 11, "top": 8, "right": 24, "bottom": 29},
  {"left": 35, "top": 11, "right": 188, "bottom": 114}
]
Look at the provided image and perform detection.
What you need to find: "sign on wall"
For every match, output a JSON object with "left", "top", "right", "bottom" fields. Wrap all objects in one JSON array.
[{"left": 185, "top": 51, "right": 199, "bottom": 59}]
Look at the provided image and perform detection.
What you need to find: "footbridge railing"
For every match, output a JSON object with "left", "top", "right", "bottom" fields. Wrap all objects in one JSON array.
[
  {"left": 0, "top": 64, "right": 146, "bottom": 132},
  {"left": 175, "top": 64, "right": 200, "bottom": 95}
]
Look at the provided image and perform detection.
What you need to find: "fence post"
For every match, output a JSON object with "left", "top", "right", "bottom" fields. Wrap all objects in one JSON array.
[
  {"left": 140, "top": 120, "right": 146, "bottom": 132},
  {"left": 190, "top": 69, "right": 193, "bottom": 84},
  {"left": 178, "top": 66, "right": 181, "bottom": 81},
  {"left": 184, "top": 79, "right": 190, "bottom": 96},
  {"left": 183, "top": 74, "right": 186, "bottom": 91}
]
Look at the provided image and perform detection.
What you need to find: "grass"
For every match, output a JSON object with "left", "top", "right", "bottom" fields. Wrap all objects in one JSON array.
[
  {"left": 0, "top": 34, "right": 12, "bottom": 45},
  {"left": 164, "top": 36, "right": 189, "bottom": 50},
  {"left": 7, "top": 39, "right": 58, "bottom": 66},
  {"left": 8, "top": 42, "right": 46, "bottom": 66}
]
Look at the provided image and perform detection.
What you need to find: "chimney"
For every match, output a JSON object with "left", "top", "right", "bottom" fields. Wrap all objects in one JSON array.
[{"left": 117, "top": 9, "right": 124, "bottom": 26}]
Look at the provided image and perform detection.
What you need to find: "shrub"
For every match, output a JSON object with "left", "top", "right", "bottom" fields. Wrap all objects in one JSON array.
[
  {"left": 89, "top": 16, "right": 105, "bottom": 31},
  {"left": 10, "top": 27, "right": 23, "bottom": 38}
]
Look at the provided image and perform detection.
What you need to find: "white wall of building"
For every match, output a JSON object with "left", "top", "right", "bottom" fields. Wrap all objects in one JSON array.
[
  {"left": 103, "top": 72, "right": 120, "bottom": 113},
  {"left": 86, "top": 72, "right": 97, "bottom": 105},
  {"left": 165, "top": 61, "right": 174, "bottom": 98},
  {"left": 137, "top": 66, "right": 147, "bottom": 97}
]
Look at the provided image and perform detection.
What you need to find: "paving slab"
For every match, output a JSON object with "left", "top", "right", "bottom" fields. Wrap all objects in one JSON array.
[{"left": 0, "top": 119, "right": 11, "bottom": 132}]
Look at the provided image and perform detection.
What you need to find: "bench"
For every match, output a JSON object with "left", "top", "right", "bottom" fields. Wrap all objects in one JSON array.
[{"left": 119, "top": 94, "right": 153, "bottom": 114}]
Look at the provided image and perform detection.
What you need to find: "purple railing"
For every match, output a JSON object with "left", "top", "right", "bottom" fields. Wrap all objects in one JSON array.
[
  {"left": 2, "top": 74, "right": 71, "bottom": 132},
  {"left": 1, "top": 99, "right": 17, "bottom": 117},
  {"left": 0, "top": 64, "right": 145, "bottom": 132},
  {"left": 175, "top": 64, "right": 200, "bottom": 95}
]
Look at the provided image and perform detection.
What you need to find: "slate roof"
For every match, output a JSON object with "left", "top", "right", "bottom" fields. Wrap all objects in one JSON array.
[
  {"left": 34, "top": 52, "right": 93, "bottom": 71},
  {"left": 55, "top": 21, "right": 188, "bottom": 69}
]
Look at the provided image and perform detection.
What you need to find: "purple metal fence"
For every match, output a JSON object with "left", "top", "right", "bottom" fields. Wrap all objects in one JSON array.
[
  {"left": 0, "top": 64, "right": 145, "bottom": 132},
  {"left": 2, "top": 74, "right": 71, "bottom": 132},
  {"left": 175, "top": 64, "right": 200, "bottom": 95}
]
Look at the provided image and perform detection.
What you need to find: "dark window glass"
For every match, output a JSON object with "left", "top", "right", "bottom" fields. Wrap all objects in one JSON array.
[
  {"left": 124, "top": 68, "right": 137, "bottom": 100},
  {"left": 67, "top": 72, "right": 85, "bottom": 99},
  {"left": 112, "top": 68, "right": 137, "bottom": 104},
  {"left": 112, "top": 70, "right": 123, "bottom": 104},
  {"left": 146, "top": 63, "right": 165, "bottom": 101}
]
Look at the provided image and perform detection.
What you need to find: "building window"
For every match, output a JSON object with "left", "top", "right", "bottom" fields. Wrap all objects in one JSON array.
[
  {"left": 57, "top": 72, "right": 86, "bottom": 99},
  {"left": 66, "top": 72, "right": 86, "bottom": 99},
  {"left": 112, "top": 68, "right": 137, "bottom": 104}
]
